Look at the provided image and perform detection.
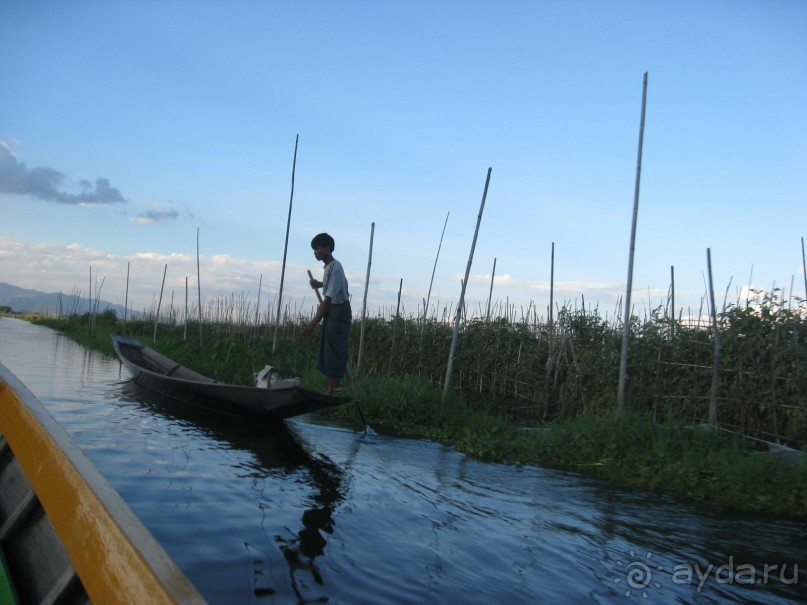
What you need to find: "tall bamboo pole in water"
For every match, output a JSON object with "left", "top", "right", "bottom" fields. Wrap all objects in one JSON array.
[
  {"left": 273, "top": 134, "right": 299, "bottom": 354},
  {"left": 357, "top": 222, "right": 375, "bottom": 371},
  {"left": 617, "top": 72, "right": 649, "bottom": 418},
  {"left": 443, "top": 168, "right": 492, "bottom": 401}
]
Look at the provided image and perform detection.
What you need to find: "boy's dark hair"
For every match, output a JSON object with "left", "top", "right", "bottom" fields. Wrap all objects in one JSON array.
[{"left": 311, "top": 233, "right": 335, "bottom": 252}]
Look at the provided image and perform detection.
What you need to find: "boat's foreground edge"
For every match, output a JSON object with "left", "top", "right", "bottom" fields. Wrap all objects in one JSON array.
[{"left": 0, "top": 360, "right": 207, "bottom": 604}]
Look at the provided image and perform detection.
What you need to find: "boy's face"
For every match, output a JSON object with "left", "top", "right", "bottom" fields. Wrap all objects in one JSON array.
[{"left": 312, "top": 245, "right": 331, "bottom": 262}]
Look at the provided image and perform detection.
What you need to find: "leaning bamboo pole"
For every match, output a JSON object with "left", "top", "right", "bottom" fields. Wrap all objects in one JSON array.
[
  {"left": 389, "top": 278, "right": 403, "bottom": 376},
  {"left": 153, "top": 264, "right": 167, "bottom": 342},
  {"left": 486, "top": 257, "right": 496, "bottom": 321},
  {"left": 424, "top": 211, "right": 450, "bottom": 322},
  {"left": 443, "top": 167, "right": 492, "bottom": 401},
  {"left": 801, "top": 236, "right": 806, "bottom": 304},
  {"left": 356, "top": 222, "right": 375, "bottom": 371},
  {"left": 617, "top": 71, "right": 649, "bottom": 418},
  {"left": 273, "top": 134, "right": 299, "bottom": 354}
]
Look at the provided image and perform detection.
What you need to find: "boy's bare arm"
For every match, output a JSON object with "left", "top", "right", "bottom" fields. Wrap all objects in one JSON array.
[{"left": 303, "top": 297, "right": 332, "bottom": 336}]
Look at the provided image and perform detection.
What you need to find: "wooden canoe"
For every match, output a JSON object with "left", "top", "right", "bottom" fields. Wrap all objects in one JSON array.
[
  {"left": 111, "top": 335, "right": 351, "bottom": 420},
  {"left": 0, "top": 360, "right": 206, "bottom": 605}
]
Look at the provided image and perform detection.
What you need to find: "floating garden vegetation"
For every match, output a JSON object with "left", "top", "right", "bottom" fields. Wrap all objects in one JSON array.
[{"left": 32, "top": 287, "right": 807, "bottom": 517}]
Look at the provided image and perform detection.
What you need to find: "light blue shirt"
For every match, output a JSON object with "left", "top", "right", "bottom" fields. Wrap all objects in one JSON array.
[{"left": 322, "top": 260, "right": 349, "bottom": 304}]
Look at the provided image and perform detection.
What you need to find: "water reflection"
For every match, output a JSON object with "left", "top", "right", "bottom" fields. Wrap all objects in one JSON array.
[
  {"left": 117, "top": 380, "right": 345, "bottom": 601},
  {"left": 2, "top": 317, "right": 805, "bottom": 604}
]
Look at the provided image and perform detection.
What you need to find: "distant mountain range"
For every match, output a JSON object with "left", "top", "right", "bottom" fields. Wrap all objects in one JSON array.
[{"left": 0, "top": 282, "right": 139, "bottom": 318}]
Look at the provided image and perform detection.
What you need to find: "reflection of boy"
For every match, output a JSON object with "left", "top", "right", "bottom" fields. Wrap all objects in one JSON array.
[{"left": 303, "top": 233, "right": 351, "bottom": 395}]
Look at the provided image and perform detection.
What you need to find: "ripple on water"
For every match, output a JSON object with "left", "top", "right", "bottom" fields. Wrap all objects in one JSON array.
[{"left": 1, "top": 317, "right": 805, "bottom": 605}]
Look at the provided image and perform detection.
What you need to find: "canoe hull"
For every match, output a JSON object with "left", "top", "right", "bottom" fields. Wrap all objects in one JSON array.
[{"left": 112, "top": 335, "right": 350, "bottom": 419}]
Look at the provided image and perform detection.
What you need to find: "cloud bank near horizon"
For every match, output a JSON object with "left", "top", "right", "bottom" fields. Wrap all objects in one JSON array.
[{"left": 0, "top": 236, "right": 730, "bottom": 322}]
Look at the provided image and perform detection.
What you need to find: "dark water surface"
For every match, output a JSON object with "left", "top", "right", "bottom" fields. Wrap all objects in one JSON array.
[{"left": 1, "top": 317, "right": 804, "bottom": 604}]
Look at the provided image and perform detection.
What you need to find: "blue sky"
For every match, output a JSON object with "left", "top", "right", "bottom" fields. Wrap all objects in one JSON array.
[{"left": 1, "top": 1, "right": 805, "bottom": 322}]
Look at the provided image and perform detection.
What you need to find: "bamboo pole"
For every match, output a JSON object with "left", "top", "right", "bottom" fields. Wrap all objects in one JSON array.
[
  {"left": 802, "top": 236, "right": 807, "bottom": 305},
  {"left": 92, "top": 275, "right": 105, "bottom": 328},
  {"left": 255, "top": 274, "right": 262, "bottom": 327},
  {"left": 184, "top": 277, "right": 188, "bottom": 342},
  {"left": 788, "top": 274, "right": 794, "bottom": 310},
  {"left": 616, "top": 71, "right": 649, "bottom": 418},
  {"left": 548, "top": 242, "right": 555, "bottom": 329},
  {"left": 196, "top": 228, "right": 202, "bottom": 346},
  {"left": 389, "top": 278, "right": 403, "bottom": 375},
  {"left": 486, "top": 257, "right": 496, "bottom": 321},
  {"left": 153, "top": 264, "right": 167, "bottom": 342},
  {"left": 745, "top": 264, "right": 754, "bottom": 308},
  {"left": 443, "top": 167, "right": 492, "bottom": 401},
  {"left": 707, "top": 248, "right": 720, "bottom": 426},
  {"left": 273, "top": 134, "right": 299, "bottom": 354},
  {"left": 545, "top": 242, "right": 555, "bottom": 405},
  {"left": 670, "top": 265, "right": 675, "bottom": 339},
  {"left": 357, "top": 222, "right": 375, "bottom": 371},
  {"left": 123, "top": 262, "right": 130, "bottom": 335},
  {"left": 424, "top": 211, "right": 450, "bottom": 322}
]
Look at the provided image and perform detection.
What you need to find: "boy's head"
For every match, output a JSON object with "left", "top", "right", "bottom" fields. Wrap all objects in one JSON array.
[{"left": 311, "top": 233, "right": 335, "bottom": 252}]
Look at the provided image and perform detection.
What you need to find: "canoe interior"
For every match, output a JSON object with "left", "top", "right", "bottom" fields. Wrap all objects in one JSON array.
[
  {"left": 0, "top": 436, "right": 88, "bottom": 605},
  {"left": 113, "top": 336, "right": 215, "bottom": 382},
  {"left": 0, "top": 360, "right": 206, "bottom": 604}
]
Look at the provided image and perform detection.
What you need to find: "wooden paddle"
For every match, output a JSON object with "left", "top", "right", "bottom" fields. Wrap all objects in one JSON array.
[{"left": 307, "top": 270, "right": 368, "bottom": 432}]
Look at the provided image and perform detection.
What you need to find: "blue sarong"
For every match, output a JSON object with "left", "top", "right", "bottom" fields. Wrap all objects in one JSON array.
[{"left": 317, "top": 302, "right": 351, "bottom": 379}]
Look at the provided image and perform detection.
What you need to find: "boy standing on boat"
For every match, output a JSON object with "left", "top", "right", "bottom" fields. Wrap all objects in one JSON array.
[{"left": 304, "top": 233, "right": 351, "bottom": 395}]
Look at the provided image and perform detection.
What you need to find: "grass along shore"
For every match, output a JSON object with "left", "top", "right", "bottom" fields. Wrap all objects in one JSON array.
[{"left": 29, "top": 311, "right": 807, "bottom": 518}]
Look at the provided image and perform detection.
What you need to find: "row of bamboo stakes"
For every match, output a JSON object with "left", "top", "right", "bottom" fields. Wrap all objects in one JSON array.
[{"left": 83, "top": 71, "right": 807, "bottom": 422}]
